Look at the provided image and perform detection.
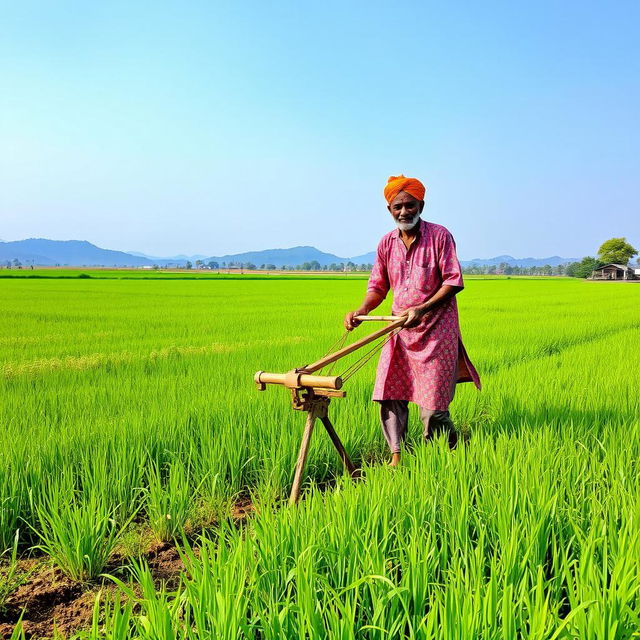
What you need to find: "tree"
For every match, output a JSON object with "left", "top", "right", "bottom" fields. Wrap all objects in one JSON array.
[
  {"left": 185, "top": 261, "right": 193, "bottom": 270},
  {"left": 208, "top": 261, "right": 219, "bottom": 269},
  {"left": 566, "top": 256, "right": 600, "bottom": 278},
  {"left": 598, "top": 237, "right": 637, "bottom": 265}
]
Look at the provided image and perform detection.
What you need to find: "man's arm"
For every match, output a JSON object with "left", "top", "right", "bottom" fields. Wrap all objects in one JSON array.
[
  {"left": 344, "top": 291, "right": 386, "bottom": 330},
  {"left": 401, "top": 284, "right": 462, "bottom": 328}
]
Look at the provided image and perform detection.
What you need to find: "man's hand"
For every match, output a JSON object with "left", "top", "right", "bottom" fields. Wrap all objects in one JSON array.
[
  {"left": 344, "top": 310, "right": 364, "bottom": 331},
  {"left": 344, "top": 292, "right": 385, "bottom": 331},
  {"left": 400, "top": 306, "right": 427, "bottom": 329}
]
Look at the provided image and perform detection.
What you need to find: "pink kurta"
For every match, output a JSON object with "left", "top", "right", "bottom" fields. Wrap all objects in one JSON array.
[{"left": 368, "top": 220, "right": 481, "bottom": 410}]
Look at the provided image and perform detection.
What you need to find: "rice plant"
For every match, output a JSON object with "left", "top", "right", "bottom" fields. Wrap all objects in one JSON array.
[
  {"left": 30, "top": 476, "right": 134, "bottom": 582},
  {"left": 145, "top": 461, "right": 196, "bottom": 542}
]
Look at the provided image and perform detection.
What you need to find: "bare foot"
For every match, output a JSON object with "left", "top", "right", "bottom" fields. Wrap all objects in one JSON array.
[{"left": 389, "top": 453, "right": 401, "bottom": 467}]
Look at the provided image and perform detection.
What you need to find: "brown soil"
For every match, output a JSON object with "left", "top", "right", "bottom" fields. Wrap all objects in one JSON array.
[
  {"left": 0, "top": 504, "right": 255, "bottom": 639},
  {"left": 0, "top": 542, "right": 191, "bottom": 639},
  {"left": 0, "top": 564, "right": 91, "bottom": 638},
  {"left": 143, "top": 541, "right": 184, "bottom": 589},
  {"left": 230, "top": 496, "right": 255, "bottom": 520}
]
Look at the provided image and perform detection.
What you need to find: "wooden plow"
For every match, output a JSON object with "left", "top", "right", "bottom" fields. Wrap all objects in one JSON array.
[{"left": 254, "top": 315, "right": 405, "bottom": 504}]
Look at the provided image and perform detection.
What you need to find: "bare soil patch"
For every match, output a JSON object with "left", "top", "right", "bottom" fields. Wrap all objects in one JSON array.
[
  {"left": 0, "top": 544, "right": 185, "bottom": 638},
  {"left": 0, "top": 503, "right": 256, "bottom": 639}
]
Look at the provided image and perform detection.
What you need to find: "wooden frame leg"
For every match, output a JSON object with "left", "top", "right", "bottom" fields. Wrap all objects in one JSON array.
[
  {"left": 320, "top": 416, "right": 359, "bottom": 478},
  {"left": 289, "top": 408, "right": 318, "bottom": 505}
]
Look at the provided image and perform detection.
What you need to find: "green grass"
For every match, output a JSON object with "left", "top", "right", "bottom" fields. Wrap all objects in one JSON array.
[{"left": 1, "top": 276, "right": 640, "bottom": 637}]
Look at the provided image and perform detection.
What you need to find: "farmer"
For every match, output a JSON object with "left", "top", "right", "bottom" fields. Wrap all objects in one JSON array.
[{"left": 344, "top": 175, "right": 480, "bottom": 466}]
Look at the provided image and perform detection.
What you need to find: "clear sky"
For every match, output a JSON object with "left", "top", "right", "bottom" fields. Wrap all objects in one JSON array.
[{"left": 1, "top": 1, "right": 638, "bottom": 260}]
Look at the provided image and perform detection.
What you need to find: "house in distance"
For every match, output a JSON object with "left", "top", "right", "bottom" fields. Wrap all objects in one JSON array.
[{"left": 591, "top": 263, "right": 639, "bottom": 280}]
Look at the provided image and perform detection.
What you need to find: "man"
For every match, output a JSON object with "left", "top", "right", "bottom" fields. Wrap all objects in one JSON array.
[{"left": 344, "top": 175, "right": 480, "bottom": 466}]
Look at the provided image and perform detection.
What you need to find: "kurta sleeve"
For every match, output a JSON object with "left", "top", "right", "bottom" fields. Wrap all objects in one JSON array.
[
  {"left": 367, "top": 241, "right": 390, "bottom": 297},
  {"left": 438, "top": 230, "right": 464, "bottom": 288}
]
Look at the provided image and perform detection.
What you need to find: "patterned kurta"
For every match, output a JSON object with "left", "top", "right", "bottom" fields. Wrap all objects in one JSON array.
[{"left": 368, "top": 219, "right": 481, "bottom": 410}]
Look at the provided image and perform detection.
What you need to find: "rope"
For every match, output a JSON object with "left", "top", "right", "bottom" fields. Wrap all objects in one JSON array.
[
  {"left": 303, "top": 322, "right": 404, "bottom": 381},
  {"left": 325, "top": 331, "right": 349, "bottom": 376},
  {"left": 300, "top": 329, "right": 349, "bottom": 373},
  {"left": 319, "top": 330, "right": 350, "bottom": 361},
  {"left": 326, "top": 331, "right": 350, "bottom": 376},
  {"left": 340, "top": 327, "right": 402, "bottom": 382}
]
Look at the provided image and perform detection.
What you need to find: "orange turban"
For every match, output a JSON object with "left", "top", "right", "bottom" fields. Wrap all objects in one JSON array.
[{"left": 383, "top": 175, "right": 426, "bottom": 203}]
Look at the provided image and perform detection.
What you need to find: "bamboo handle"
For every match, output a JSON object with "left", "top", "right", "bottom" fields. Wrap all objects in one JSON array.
[
  {"left": 255, "top": 371, "right": 343, "bottom": 390},
  {"left": 354, "top": 315, "right": 402, "bottom": 322}
]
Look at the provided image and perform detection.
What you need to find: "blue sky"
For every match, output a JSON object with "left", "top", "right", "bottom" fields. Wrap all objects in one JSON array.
[{"left": 1, "top": 1, "right": 638, "bottom": 260}]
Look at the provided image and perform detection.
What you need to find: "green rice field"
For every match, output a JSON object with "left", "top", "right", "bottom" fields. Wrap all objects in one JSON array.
[{"left": 1, "top": 274, "right": 640, "bottom": 638}]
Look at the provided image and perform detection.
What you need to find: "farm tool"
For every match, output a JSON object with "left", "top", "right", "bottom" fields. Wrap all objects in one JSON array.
[{"left": 254, "top": 315, "right": 405, "bottom": 504}]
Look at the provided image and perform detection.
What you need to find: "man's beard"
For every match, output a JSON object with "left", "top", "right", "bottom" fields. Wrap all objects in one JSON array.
[{"left": 396, "top": 213, "right": 421, "bottom": 232}]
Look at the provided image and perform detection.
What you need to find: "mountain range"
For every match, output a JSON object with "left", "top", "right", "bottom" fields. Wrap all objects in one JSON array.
[
  {"left": 460, "top": 254, "right": 577, "bottom": 268},
  {"left": 0, "top": 239, "right": 578, "bottom": 269}
]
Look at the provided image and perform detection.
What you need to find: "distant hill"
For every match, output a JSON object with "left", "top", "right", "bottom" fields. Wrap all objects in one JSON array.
[
  {"left": 0, "top": 238, "right": 579, "bottom": 269},
  {"left": 0, "top": 239, "right": 155, "bottom": 267},
  {"left": 349, "top": 251, "right": 377, "bottom": 264},
  {"left": 460, "top": 255, "right": 578, "bottom": 268},
  {"left": 205, "top": 246, "right": 361, "bottom": 267},
  {"left": 128, "top": 251, "right": 208, "bottom": 262}
]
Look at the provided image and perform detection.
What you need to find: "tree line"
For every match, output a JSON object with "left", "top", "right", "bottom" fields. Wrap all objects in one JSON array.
[
  {"left": 188, "top": 260, "right": 373, "bottom": 272},
  {"left": 463, "top": 237, "right": 638, "bottom": 278}
]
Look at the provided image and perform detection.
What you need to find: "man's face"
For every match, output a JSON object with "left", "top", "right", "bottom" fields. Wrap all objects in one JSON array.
[{"left": 388, "top": 191, "right": 424, "bottom": 231}]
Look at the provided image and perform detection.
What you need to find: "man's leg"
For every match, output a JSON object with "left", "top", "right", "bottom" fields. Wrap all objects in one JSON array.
[
  {"left": 421, "top": 367, "right": 459, "bottom": 449},
  {"left": 380, "top": 400, "right": 409, "bottom": 465},
  {"left": 420, "top": 407, "right": 458, "bottom": 449}
]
